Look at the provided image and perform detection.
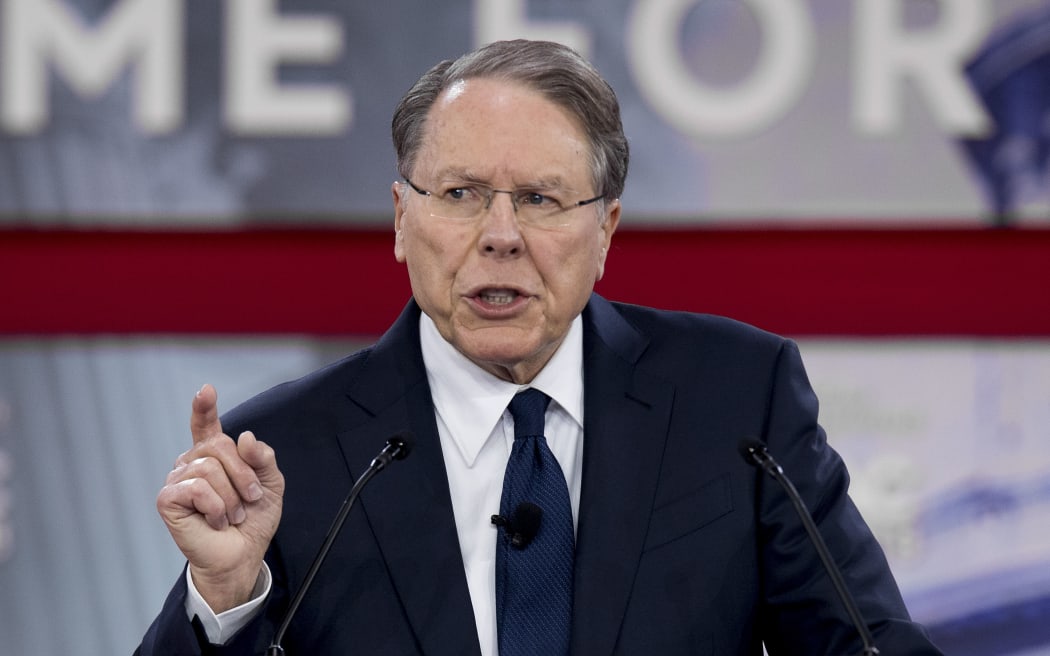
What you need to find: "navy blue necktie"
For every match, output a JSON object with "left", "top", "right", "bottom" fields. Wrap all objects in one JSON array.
[{"left": 495, "top": 389, "right": 574, "bottom": 656}]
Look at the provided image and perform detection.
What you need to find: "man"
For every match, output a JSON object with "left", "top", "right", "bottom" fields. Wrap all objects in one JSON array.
[{"left": 137, "top": 39, "right": 942, "bottom": 655}]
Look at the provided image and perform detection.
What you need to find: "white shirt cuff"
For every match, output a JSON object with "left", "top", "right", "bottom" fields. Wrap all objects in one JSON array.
[{"left": 183, "top": 563, "right": 271, "bottom": 644}]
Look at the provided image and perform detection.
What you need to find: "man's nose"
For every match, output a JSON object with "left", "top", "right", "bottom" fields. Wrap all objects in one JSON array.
[
  {"left": 478, "top": 191, "right": 524, "bottom": 256},
  {"left": 484, "top": 189, "right": 518, "bottom": 214}
]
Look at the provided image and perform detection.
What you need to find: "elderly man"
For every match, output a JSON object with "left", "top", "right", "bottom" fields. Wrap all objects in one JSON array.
[{"left": 137, "top": 39, "right": 942, "bottom": 655}]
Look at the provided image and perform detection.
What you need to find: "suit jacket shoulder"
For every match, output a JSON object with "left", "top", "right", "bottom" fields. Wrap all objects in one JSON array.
[{"left": 599, "top": 298, "right": 789, "bottom": 367}]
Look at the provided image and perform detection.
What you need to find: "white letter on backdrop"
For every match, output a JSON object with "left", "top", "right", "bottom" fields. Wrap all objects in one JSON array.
[
  {"left": 854, "top": 0, "right": 992, "bottom": 136},
  {"left": 626, "top": 0, "right": 814, "bottom": 138},
  {"left": 474, "top": 0, "right": 591, "bottom": 58},
  {"left": 1, "top": 0, "right": 183, "bottom": 134},
  {"left": 225, "top": 0, "right": 350, "bottom": 135}
]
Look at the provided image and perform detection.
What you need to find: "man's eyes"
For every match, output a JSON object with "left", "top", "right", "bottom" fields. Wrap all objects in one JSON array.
[
  {"left": 519, "top": 192, "right": 549, "bottom": 206},
  {"left": 442, "top": 187, "right": 478, "bottom": 202},
  {"left": 438, "top": 186, "right": 565, "bottom": 208}
]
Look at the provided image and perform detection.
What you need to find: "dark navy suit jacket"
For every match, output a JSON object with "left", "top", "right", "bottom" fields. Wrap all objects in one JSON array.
[{"left": 137, "top": 294, "right": 942, "bottom": 655}]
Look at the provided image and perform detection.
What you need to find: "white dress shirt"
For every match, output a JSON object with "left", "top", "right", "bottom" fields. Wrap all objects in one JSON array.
[
  {"left": 420, "top": 313, "right": 585, "bottom": 656},
  {"left": 186, "top": 313, "right": 586, "bottom": 656}
]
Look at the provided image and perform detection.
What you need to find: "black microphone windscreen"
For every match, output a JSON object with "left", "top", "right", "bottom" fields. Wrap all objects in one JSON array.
[
  {"left": 514, "top": 501, "right": 543, "bottom": 539},
  {"left": 738, "top": 439, "right": 764, "bottom": 464},
  {"left": 388, "top": 432, "right": 414, "bottom": 460}
]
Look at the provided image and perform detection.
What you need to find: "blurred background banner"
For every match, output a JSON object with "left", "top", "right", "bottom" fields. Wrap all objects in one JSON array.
[
  {"left": 1, "top": 1, "right": 1049, "bottom": 655},
  {"left": 0, "top": 0, "right": 1048, "bottom": 225}
]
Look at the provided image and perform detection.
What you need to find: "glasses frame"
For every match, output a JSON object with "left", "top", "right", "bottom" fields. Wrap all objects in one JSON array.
[{"left": 402, "top": 178, "right": 605, "bottom": 224}]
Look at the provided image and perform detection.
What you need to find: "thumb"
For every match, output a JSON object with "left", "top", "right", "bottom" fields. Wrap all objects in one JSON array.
[
  {"left": 190, "top": 384, "right": 223, "bottom": 444},
  {"left": 237, "top": 431, "right": 283, "bottom": 493}
]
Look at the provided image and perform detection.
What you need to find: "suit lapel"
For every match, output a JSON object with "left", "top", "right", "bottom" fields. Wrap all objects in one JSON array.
[
  {"left": 336, "top": 301, "right": 482, "bottom": 656},
  {"left": 572, "top": 295, "right": 675, "bottom": 656}
]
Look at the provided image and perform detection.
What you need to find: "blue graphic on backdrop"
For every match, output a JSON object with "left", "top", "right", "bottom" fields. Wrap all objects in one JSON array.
[
  {"left": 962, "top": 3, "right": 1050, "bottom": 225},
  {"left": 920, "top": 472, "right": 1050, "bottom": 654}
]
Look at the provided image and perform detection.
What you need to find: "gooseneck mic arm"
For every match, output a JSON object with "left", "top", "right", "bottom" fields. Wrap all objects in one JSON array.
[
  {"left": 740, "top": 440, "right": 879, "bottom": 656},
  {"left": 267, "top": 433, "right": 414, "bottom": 656}
]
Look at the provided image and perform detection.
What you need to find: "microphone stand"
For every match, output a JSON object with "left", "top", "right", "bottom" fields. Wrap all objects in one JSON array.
[
  {"left": 267, "top": 434, "right": 412, "bottom": 656},
  {"left": 743, "top": 442, "right": 880, "bottom": 656}
]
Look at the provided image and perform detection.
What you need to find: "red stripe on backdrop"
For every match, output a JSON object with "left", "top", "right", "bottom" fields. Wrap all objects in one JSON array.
[{"left": 1, "top": 227, "right": 1048, "bottom": 337}]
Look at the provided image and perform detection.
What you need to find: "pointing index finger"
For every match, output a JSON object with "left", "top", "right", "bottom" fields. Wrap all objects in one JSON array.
[{"left": 190, "top": 383, "right": 224, "bottom": 444}]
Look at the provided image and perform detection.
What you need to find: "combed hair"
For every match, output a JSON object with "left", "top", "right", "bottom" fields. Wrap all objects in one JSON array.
[{"left": 391, "top": 39, "right": 629, "bottom": 200}]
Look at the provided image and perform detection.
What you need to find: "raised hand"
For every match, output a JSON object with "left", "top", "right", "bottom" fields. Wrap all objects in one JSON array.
[{"left": 156, "top": 384, "right": 285, "bottom": 612}]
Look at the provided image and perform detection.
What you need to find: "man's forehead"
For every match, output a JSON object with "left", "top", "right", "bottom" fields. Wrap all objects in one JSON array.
[
  {"left": 427, "top": 166, "right": 574, "bottom": 189},
  {"left": 439, "top": 78, "right": 470, "bottom": 106},
  {"left": 430, "top": 77, "right": 548, "bottom": 124},
  {"left": 414, "top": 77, "right": 593, "bottom": 184}
]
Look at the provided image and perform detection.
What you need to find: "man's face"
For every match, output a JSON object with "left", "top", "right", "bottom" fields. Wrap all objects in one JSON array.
[{"left": 392, "top": 77, "right": 620, "bottom": 384}]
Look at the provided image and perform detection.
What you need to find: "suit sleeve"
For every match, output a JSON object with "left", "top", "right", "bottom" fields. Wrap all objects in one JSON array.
[
  {"left": 135, "top": 568, "right": 273, "bottom": 655},
  {"left": 757, "top": 340, "right": 943, "bottom": 655}
]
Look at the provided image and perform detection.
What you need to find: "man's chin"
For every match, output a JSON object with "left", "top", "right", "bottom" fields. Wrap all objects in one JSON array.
[{"left": 454, "top": 332, "right": 553, "bottom": 382}]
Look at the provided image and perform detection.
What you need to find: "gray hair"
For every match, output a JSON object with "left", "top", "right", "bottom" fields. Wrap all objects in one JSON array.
[{"left": 391, "top": 39, "right": 629, "bottom": 201}]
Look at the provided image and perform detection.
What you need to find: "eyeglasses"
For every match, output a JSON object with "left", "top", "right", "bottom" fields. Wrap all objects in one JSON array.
[{"left": 403, "top": 178, "right": 605, "bottom": 229}]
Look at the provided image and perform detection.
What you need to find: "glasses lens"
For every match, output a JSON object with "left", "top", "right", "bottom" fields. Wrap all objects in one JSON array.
[
  {"left": 426, "top": 187, "right": 486, "bottom": 220},
  {"left": 414, "top": 183, "right": 595, "bottom": 228},
  {"left": 516, "top": 192, "right": 579, "bottom": 228}
]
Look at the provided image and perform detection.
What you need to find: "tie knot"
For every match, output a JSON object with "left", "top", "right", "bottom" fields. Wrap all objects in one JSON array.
[{"left": 508, "top": 389, "right": 550, "bottom": 439}]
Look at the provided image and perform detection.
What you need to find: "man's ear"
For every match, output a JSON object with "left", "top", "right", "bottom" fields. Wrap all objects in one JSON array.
[
  {"left": 392, "top": 182, "right": 407, "bottom": 263},
  {"left": 596, "top": 199, "right": 620, "bottom": 281}
]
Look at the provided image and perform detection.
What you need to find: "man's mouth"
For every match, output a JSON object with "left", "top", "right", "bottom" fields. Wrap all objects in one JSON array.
[{"left": 478, "top": 289, "right": 519, "bottom": 305}]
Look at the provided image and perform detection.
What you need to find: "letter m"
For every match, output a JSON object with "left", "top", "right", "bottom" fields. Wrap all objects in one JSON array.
[{"left": 2, "top": 0, "right": 182, "bottom": 134}]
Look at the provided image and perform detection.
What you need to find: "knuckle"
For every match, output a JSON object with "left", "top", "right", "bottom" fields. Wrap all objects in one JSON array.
[
  {"left": 173, "top": 449, "right": 193, "bottom": 468},
  {"left": 175, "top": 477, "right": 204, "bottom": 495},
  {"left": 187, "top": 456, "right": 220, "bottom": 479},
  {"left": 158, "top": 478, "right": 203, "bottom": 510},
  {"left": 164, "top": 466, "right": 183, "bottom": 485},
  {"left": 257, "top": 442, "right": 277, "bottom": 464},
  {"left": 199, "top": 434, "right": 233, "bottom": 452}
]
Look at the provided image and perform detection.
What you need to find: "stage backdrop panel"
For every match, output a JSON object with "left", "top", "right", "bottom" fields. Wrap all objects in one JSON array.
[
  {"left": 1, "top": 337, "right": 1049, "bottom": 655},
  {"left": 0, "top": 0, "right": 1048, "bottom": 225}
]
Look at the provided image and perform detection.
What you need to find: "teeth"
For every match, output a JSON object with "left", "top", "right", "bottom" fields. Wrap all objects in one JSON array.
[{"left": 479, "top": 290, "right": 517, "bottom": 305}]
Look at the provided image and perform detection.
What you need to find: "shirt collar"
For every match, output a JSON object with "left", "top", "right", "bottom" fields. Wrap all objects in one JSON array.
[{"left": 419, "top": 313, "right": 584, "bottom": 466}]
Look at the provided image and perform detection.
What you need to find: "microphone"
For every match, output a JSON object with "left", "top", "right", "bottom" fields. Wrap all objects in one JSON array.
[
  {"left": 740, "top": 440, "right": 880, "bottom": 656},
  {"left": 491, "top": 501, "right": 543, "bottom": 548},
  {"left": 267, "top": 433, "right": 413, "bottom": 656}
]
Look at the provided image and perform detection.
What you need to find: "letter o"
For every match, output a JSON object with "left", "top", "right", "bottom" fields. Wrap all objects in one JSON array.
[{"left": 627, "top": 0, "right": 815, "bottom": 138}]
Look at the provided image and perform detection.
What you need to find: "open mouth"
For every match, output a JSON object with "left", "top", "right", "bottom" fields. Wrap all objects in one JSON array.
[{"left": 477, "top": 289, "right": 520, "bottom": 306}]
